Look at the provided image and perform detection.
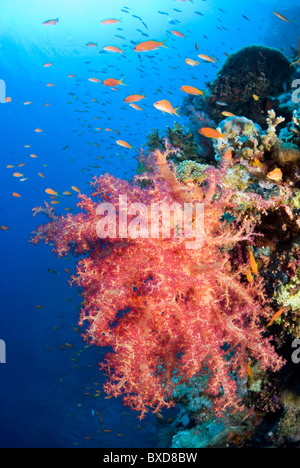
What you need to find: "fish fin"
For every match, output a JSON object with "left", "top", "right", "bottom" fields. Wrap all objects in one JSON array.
[
  {"left": 161, "top": 41, "right": 169, "bottom": 48},
  {"left": 119, "top": 78, "right": 128, "bottom": 86},
  {"left": 174, "top": 107, "right": 181, "bottom": 116}
]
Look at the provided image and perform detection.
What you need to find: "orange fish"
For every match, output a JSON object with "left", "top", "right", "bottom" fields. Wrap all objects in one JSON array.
[
  {"left": 43, "top": 63, "right": 53, "bottom": 67},
  {"left": 129, "top": 103, "right": 143, "bottom": 111},
  {"left": 171, "top": 30, "right": 184, "bottom": 38},
  {"left": 38, "top": 173, "right": 45, "bottom": 178},
  {"left": 124, "top": 94, "right": 145, "bottom": 103},
  {"left": 180, "top": 85, "right": 203, "bottom": 96},
  {"left": 246, "top": 268, "right": 254, "bottom": 283},
  {"left": 86, "top": 42, "right": 97, "bottom": 47},
  {"left": 253, "top": 94, "right": 259, "bottom": 101},
  {"left": 199, "top": 127, "right": 226, "bottom": 139},
  {"left": 13, "top": 172, "right": 23, "bottom": 177},
  {"left": 35, "top": 128, "right": 43, "bottom": 133},
  {"left": 248, "top": 249, "right": 258, "bottom": 276},
  {"left": 46, "top": 83, "right": 55, "bottom": 87},
  {"left": 12, "top": 193, "right": 21, "bottom": 198},
  {"left": 30, "top": 154, "right": 38, "bottom": 158},
  {"left": 45, "top": 188, "right": 58, "bottom": 196},
  {"left": 71, "top": 186, "right": 81, "bottom": 193},
  {"left": 103, "top": 46, "right": 123, "bottom": 54},
  {"left": 103, "top": 78, "right": 125, "bottom": 87},
  {"left": 67, "top": 74, "right": 76, "bottom": 78},
  {"left": 116, "top": 140, "right": 132, "bottom": 149},
  {"left": 185, "top": 58, "right": 199, "bottom": 66},
  {"left": 100, "top": 19, "right": 121, "bottom": 25},
  {"left": 88, "top": 78, "right": 101, "bottom": 83},
  {"left": 23, "top": 101, "right": 32, "bottom": 105},
  {"left": 154, "top": 100, "right": 180, "bottom": 116},
  {"left": 267, "top": 168, "right": 282, "bottom": 181},
  {"left": 198, "top": 54, "right": 216, "bottom": 63},
  {"left": 0, "top": 226, "right": 9, "bottom": 231},
  {"left": 134, "top": 40, "right": 166, "bottom": 52},
  {"left": 5, "top": 97, "right": 11, "bottom": 103},
  {"left": 247, "top": 361, "right": 253, "bottom": 379},
  {"left": 267, "top": 309, "right": 284, "bottom": 327},
  {"left": 273, "top": 11, "right": 292, "bottom": 23},
  {"left": 221, "top": 111, "right": 236, "bottom": 117},
  {"left": 65, "top": 343, "right": 74, "bottom": 348}
]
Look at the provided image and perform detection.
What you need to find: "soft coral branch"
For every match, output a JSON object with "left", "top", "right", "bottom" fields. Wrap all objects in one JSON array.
[{"left": 31, "top": 143, "right": 284, "bottom": 418}]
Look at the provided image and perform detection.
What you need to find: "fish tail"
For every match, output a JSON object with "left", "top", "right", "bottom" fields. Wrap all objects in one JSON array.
[
  {"left": 119, "top": 77, "right": 127, "bottom": 86},
  {"left": 161, "top": 41, "right": 169, "bottom": 48},
  {"left": 174, "top": 107, "right": 181, "bottom": 116}
]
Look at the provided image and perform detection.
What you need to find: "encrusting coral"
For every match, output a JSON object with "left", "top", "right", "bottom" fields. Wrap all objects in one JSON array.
[{"left": 31, "top": 141, "right": 284, "bottom": 419}]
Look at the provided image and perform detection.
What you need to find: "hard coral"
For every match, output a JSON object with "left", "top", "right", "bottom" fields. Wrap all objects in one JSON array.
[
  {"left": 31, "top": 142, "right": 284, "bottom": 419},
  {"left": 205, "top": 45, "right": 295, "bottom": 128}
]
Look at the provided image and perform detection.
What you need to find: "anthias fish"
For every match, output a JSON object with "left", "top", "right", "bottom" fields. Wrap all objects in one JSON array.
[{"left": 43, "top": 18, "right": 59, "bottom": 26}]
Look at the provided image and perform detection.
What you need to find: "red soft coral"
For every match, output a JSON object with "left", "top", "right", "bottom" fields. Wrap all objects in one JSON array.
[{"left": 31, "top": 142, "right": 284, "bottom": 418}]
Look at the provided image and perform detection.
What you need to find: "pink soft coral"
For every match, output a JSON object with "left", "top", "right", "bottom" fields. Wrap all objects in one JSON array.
[{"left": 31, "top": 142, "right": 284, "bottom": 418}]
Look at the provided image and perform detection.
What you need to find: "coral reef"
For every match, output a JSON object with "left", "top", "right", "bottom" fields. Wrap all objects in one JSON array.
[
  {"left": 275, "top": 388, "right": 300, "bottom": 446},
  {"left": 31, "top": 141, "right": 284, "bottom": 420},
  {"left": 31, "top": 45, "right": 300, "bottom": 445},
  {"left": 145, "top": 122, "right": 210, "bottom": 164},
  {"left": 180, "top": 102, "right": 217, "bottom": 163},
  {"left": 205, "top": 45, "right": 296, "bottom": 128},
  {"left": 279, "top": 110, "right": 300, "bottom": 149}
]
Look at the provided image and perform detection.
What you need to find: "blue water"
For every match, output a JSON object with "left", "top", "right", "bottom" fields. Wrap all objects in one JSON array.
[{"left": 0, "top": 0, "right": 299, "bottom": 448}]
